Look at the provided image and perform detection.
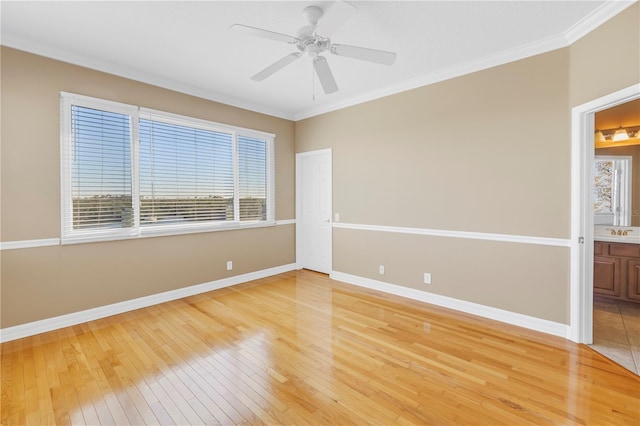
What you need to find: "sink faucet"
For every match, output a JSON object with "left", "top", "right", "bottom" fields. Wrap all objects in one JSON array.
[{"left": 606, "top": 228, "right": 633, "bottom": 236}]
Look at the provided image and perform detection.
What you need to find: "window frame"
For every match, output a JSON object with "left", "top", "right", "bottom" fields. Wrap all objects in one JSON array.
[
  {"left": 593, "top": 155, "right": 632, "bottom": 227},
  {"left": 60, "top": 92, "right": 275, "bottom": 245}
]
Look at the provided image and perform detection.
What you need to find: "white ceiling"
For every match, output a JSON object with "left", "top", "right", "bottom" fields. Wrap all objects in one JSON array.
[{"left": 1, "top": 1, "right": 635, "bottom": 121}]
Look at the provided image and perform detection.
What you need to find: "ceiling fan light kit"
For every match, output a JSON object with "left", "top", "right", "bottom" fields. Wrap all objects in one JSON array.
[{"left": 230, "top": 1, "right": 397, "bottom": 95}]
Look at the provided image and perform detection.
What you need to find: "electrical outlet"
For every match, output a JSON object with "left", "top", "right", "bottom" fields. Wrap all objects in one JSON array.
[
  {"left": 379, "top": 265, "right": 385, "bottom": 275},
  {"left": 424, "top": 272, "right": 431, "bottom": 284},
  {"left": 226, "top": 261, "right": 233, "bottom": 271}
]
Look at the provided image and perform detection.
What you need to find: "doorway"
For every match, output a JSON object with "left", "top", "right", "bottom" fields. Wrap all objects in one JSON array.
[
  {"left": 590, "top": 101, "right": 640, "bottom": 374},
  {"left": 296, "top": 149, "right": 332, "bottom": 274},
  {"left": 571, "top": 84, "right": 640, "bottom": 344}
]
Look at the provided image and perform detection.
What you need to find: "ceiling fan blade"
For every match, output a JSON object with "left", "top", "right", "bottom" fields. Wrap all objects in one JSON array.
[
  {"left": 313, "top": 56, "right": 338, "bottom": 94},
  {"left": 251, "top": 53, "right": 302, "bottom": 81},
  {"left": 331, "top": 44, "right": 397, "bottom": 65},
  {"left": 315, "top": 1, "right": 357, "bottom": 37},
  {"left": 229, "top": 24, "right": 298, "bottom": 44}
]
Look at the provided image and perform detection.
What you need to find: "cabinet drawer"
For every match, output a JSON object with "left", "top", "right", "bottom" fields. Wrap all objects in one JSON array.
[{"left": 609, "top": 244, "right": 640, "bottom": 258}]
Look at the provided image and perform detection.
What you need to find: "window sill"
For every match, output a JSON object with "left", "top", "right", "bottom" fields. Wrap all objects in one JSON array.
[{"left": 61, "top": 220, "right": 278, "bottom": 246}]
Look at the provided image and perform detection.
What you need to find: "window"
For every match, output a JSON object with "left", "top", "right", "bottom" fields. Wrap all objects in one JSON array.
[
  {"left": 594, "top": 155, "right": 632, "bottom": 226},
  {"left": 69, "top": 105, "right": 134, "bottom": 231},
  {"left": 138, "top": 116, "right": 235, "bottom": 226},
  {"left": 238, "top": 135, "right": 268, "bottom": 221},
  {"left": 61, "top": 93, "right": 275, "bottom": 244}
]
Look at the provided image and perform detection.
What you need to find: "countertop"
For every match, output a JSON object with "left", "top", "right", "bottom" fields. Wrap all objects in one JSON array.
[{"left": 594, "top": 225, "right": 640, "bottom": 244}]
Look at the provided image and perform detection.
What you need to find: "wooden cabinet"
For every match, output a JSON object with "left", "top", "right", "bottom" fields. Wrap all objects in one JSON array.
[
  {"left": 594, "top": 241, "right": 640, "bottom": 303},
  {"left": 594, "top": 256, "right": 621, "bottom": 296},
  {"left": 628, "top": 259, "right": 640, "bottom": 301}
]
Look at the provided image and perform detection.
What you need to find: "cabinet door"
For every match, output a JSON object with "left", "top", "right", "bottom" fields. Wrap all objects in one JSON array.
[
  {"left": 593, "top": 256, "right": 621, "bottom": 297},
  {"left": 627, "top": 259, "right": 640, "bottom": 301},
  {"left": 609, "top": 244, "right": 640, "bottom": 258}
]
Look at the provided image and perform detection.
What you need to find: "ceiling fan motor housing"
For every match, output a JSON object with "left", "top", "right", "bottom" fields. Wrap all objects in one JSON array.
[{"left": 302, "top": 6, "right": 324, "bottom": 25}]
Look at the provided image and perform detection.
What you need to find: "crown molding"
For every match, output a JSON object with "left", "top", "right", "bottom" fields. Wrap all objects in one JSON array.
[
  {"left": 2, "top": 1, "right": 634, "bottom": 122},
  {"left": 0, "top": 36, "right": 296, "bottom": 121},
  {"left": 563, "top": 0, "right": 637, "bottom": 44},
  {"left": 295, "top": 0, "right": 637, "bottom": 121},
  {"left": 294, "top": 33, "right": 568, "bottom": 121}
]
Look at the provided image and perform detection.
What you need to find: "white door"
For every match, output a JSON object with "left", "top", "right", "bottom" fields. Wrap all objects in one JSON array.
[{"left": 296, "top": 149, "right": 332, "bottom": 274}]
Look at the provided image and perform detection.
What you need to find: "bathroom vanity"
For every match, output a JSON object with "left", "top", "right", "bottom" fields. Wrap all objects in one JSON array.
[{"left": 594, "top": 227, "right": 640, "bottom": 303}]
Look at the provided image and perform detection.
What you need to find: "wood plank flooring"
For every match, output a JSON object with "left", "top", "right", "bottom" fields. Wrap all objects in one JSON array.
[{"left": 2, "top": 270, "right": 639, "bottom": 425}]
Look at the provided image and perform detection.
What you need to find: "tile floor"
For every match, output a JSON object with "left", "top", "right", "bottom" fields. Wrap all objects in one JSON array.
[{"left": 590, "top": 295, "right": 640, "bottom": 375}]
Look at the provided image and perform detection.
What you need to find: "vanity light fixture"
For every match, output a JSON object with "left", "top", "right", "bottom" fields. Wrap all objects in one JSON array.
[
  {"left": 612, "top": 127, "right": 630, "bottom": 141},
  {"left": 595, "top": 125, "right": 640, "bottom": 142}
]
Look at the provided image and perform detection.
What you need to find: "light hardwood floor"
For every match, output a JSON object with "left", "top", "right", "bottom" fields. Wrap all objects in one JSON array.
[{"left": 2, "top": 270, "right": 639, "bottom": 425}]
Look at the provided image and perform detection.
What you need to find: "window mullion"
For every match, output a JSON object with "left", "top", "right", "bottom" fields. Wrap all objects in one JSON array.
[
  {"left": 60, "top": 98, "right": 74, "bottom": 238},
  {"left": 267, "top": 137, "right": 275, "bottom": 222},
  {"left": 131, "top": 110, "right": 141, "bottom": 232},
  {"left": 233, "top": 132, "right": 240, "bottom": 222}
]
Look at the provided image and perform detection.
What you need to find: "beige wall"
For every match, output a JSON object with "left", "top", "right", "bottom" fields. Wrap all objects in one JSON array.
[
  {"left": 1, "top": 226, "right": 294, "bottom": 327},
  {"left": 296, "top": 4, "right": 639, "bottom": 325},
  {"left": 0, "top": 47, "right": 296, "bottom": 328},
  {"left": 297, "top": 50, "right": 572, "bottom": 323},
  {"left": 297, "top": 49, "right": 571, "bottom": 238},
  {"left": 334, "top": 230, "right": 570, "bottom": 323},
  {"left": 1, "top": 47, "right": 295, "bottom": 241},
  {"left": 569, "top": 3, "right": 640, "bottom": 108}
]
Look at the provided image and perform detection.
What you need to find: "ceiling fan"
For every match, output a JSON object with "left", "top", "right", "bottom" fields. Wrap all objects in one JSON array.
[{"left": 230, "top": 1, "right": 397, "bottom": 94}]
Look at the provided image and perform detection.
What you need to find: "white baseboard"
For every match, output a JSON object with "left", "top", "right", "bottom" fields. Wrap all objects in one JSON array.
[
  {"left": 0, "top": 263, "right": 297, "bottom": 343},
  {"left": 330, "top": 271, "right": 570, "bottom": 339}
]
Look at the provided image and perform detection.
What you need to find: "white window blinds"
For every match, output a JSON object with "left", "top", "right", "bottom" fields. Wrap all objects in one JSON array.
[
  {"left": 61, "top": 92, "right": 275, "bottom": 244},
  {"left": 69, "top": 105, "right": 133, "bottom": 231},
  {"left": 139, "top": 118, "right": 234, "bottom": 226},
  {"left": 238, "top": 135, "right": 267, "bottom": 221}
]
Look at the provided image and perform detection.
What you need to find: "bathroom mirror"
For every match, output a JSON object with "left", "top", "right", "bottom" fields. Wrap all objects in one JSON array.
[{"left": 594, "top": 99, "right": 640, "bottom": 227}]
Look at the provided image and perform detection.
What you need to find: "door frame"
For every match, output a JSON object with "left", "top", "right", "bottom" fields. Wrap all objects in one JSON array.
[
  {"left": 295, "top": 148, "right": 333, "bottom": 272},
  {"left": 570, "top": 83, "right": 640, "bottom": 343}
]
